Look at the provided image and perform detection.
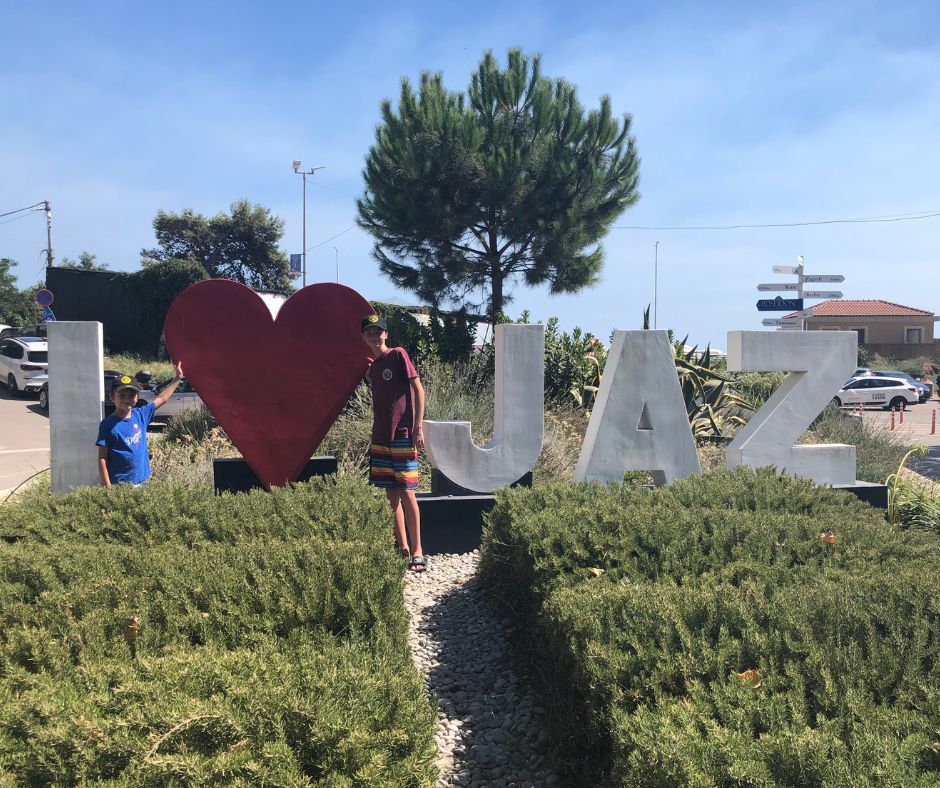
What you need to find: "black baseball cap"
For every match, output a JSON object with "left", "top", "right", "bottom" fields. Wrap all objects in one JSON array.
[
  {"left": 360, "top": 314, "right": 388, "bottom": 332},
  {"left": 111, "top": 374, "right": 142, "bottom": 393}
]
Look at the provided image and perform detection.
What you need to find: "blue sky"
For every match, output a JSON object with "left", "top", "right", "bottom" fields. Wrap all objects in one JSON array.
[{"left": 2, "top": 0, "right": 938, "bottom": 348}]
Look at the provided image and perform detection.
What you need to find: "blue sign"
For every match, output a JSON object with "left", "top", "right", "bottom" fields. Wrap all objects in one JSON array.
[
  {"left": 290, "top": 254, "right": 302, "bottom": 273},
  {"left": 35, "top": 288, "right": 54, "bottom": 307},
  {"left": 756, "top": 297, "right": 803, "bottom": 312},
  {"left": 40, "top": 306, "right": 56, "bottom": 322}
]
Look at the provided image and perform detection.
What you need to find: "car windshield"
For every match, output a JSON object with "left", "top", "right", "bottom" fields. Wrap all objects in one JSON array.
[{"left": 27, "top": 351, "right": 47, "bottom": 362}]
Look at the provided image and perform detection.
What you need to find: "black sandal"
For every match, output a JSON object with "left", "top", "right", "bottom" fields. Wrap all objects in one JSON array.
[{"left": 409, "top": 555, "right": 427, "bottom": 572}]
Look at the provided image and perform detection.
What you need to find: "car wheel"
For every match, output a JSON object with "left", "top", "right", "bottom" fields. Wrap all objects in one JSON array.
[
  {"left": 831, "top": 397, "right": 842, "bottom": 407},
  {"left": 7, "top": 374, "right": 18, "bottom": 397},
  {"left": 38, "top": 386, "right": 48, "bottom": 410},
  {"left": 888, "top": 396, "right": 907, "bottom": 410}
]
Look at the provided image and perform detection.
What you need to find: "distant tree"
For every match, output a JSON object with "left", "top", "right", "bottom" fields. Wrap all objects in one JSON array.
[
  {"left": 141, "top": 200, "right": 292, "bottom": 294},
  {"left": 0, "top": 258, "right": 41, "bottom": 326},
  {"left": 357, "top": 48, "right": 641, "bottom": 324},
  {"left": 119, "top": 258, "right": 210, "bottom": 356},
  {"left": 58, "top": 251, "right": 108, "bottom": 271}
]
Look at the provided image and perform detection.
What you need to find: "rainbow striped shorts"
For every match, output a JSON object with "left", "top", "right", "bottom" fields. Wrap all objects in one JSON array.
[{"left": 368, "top": 437, "right": 419, "bottom": 490}]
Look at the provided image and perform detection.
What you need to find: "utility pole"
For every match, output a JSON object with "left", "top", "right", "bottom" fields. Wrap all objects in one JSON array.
[
  {"left": 331, "top": 246, "right": 340, "bottom": 283},
  {"left": 653, "top": 241, "right": 659, "bottom": 329},
  {"left": 292, "top": 161, "right": 324, "bottom": 287},
  {"left": 44, "top": 200, "right": 53, "bottom": 267}
]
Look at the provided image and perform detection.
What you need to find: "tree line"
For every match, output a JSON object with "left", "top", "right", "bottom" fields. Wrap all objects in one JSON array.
[{"left": 2, "top": 48, "right": 640, "bottom": 332}]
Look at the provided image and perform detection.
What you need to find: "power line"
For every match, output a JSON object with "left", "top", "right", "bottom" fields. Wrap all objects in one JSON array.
[
  {"left": 613, "top": 209, "right": 940, "bottom": 231},
  {"left": 0, "top": 212, "right": 39, "bottom": 228},
  {"left": 0, "top": 202, "right": 44, "bottom": 220},
  {"left": 307, "top": 224, "right": 356, "bottom": 252}
]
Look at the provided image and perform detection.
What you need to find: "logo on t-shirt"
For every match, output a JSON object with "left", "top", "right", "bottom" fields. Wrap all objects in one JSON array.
[{"left": 382, "top": 368, "right": 393, "bottom": 381}]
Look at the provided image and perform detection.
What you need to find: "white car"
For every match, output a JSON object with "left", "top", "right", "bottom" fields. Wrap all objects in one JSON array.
[
  {"left": 0, "top": 335, "right": 48, "bottom": 396},
  {"left": 138, "top": 376, "right": 204, "bottom": 418},
  {"left": 832, "top": 376, "right": 921, "bottom": 410}
]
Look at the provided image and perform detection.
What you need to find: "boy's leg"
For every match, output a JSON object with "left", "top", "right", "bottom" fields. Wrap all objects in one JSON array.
[
  {"left": 400, "top": 489, "right": 423, "bottom": 558},
  {"left": 386, "top": 489, "right": 409, "bottom": 553}
]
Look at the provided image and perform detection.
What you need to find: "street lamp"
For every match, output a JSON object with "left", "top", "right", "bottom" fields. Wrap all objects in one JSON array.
[
  {"left": 331, "top": 246, "right": 340, "bottom": 283},
  {"left": 292, "top": 160, "right": 324, "bottom": 287}
]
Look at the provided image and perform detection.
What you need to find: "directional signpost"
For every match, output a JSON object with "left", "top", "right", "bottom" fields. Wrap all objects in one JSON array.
[
  {"left": 757, "top": 297, "right": 803, "bottom": 312},
  {"left": 803, "top": 274, "right": 845, "bottom": 284},
  {"left": 804, "top": 290, "right": 843, "bottom": 299},
  {"left": 757, "top": 282, "right": 799, "bottom": 291},
  {"left": 756, "top": 258, "right": 846, "bottom": 331}
]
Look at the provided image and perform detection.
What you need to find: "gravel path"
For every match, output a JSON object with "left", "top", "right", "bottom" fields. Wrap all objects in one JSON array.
[{"left": 403, "top": 551, "right": 560, "bottom": 788}]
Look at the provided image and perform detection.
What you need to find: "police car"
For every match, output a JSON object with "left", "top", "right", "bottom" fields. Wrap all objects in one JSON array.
[{"left": 832, "top": 376, "right": 921, "bottom": 410}]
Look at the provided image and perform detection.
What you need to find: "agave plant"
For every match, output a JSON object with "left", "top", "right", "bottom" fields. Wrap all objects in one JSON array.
[{"left": 642, "top": 306, "right": 750, "bottom": 437}]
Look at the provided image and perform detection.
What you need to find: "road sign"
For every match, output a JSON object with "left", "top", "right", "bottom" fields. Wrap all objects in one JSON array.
[
  {"left": 772, "top": 265, "right": 801, "bottom": 274},
  {"left": 804, "top": 290, "right": 843, "bottom": 299},
  {"left": 40, "top": 306, "right": 56, "bottom": 322},
  {"left": 803, "top": 274, "right": 844, "bottom": 284},
  {"left": 35, "top": 289, "right": 54, "bottom": 307},
  {"left": 797, "top": 308, "right": 814, "bottom": 318},
  {"left": 757, "top": 282, "right": 798, "bottom": 291},
  {"left": 757, "top": 297, "right": 803, "bottom": 312},
  {"left": 762, "top": 318, "right": 800, "bottom": 327}
]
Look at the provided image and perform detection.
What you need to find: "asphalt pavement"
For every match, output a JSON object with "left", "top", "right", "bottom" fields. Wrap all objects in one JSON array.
[
  {"left": 911, "top": 446, "right": 940, "bottom": 482},
  {"left": 0, "top": 385, "right": 50, "bottom": 496}
]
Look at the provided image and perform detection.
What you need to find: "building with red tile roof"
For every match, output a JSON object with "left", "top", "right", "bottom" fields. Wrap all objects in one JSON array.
[{"left": 783, "top": 299, "right": 938, "bottom": 361}]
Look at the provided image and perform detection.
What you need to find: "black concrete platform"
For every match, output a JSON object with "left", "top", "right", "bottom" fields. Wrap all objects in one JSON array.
[
  {"left": 417, "top": 493, "right": 494, "bottom": 554},
  {"left": 213, "top": 457, "right": 338, "bottom": 494},
  {"left": 430, "top": 469, "right": 532, "bottom": 495},
  {"left": 832, "top": 480, "right": 888, "bottom": 510}
]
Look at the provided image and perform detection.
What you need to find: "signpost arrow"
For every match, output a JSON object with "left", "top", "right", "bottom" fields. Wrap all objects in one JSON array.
[
  {"left": 757, "top": 282, "right": 799, "bottom": 291},
  {"left": 803, "top": 274, "right": 844, "bottom": 284},
  {"left": 756, "top": 297, "right": 804, "bottom": 312},
  {"left": 772, "top": 265, "right": 801, "bottom": 274},
  {"left": 762, "top": 318, "right": 800, "bottom": 327},
  {"left": 804, "top": 290, "right": 843, "bottom": 299}
]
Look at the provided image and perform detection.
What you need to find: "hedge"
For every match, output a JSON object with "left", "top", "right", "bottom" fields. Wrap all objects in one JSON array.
[
  {"left": 480, "top": 468, "right": 940, "bottom": 786},
  {"left": 0, "top": 477, "right": 436, "bottom": 785}
]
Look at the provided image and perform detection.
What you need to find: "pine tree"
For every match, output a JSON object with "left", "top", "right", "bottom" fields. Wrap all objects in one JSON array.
[{"left": 357, "top": 49, "right": 640, "bottom": 324}]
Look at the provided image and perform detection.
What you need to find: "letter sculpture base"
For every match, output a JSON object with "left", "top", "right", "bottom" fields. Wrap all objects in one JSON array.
[{"left": 213, "top": 457, "right": 338, "bottom": 494}]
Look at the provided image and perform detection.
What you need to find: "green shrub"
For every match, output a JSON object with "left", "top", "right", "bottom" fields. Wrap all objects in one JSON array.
[
  {"left": 805, "top": 406, "right": 909, "bottom": 483},
  {"left": 0, "top": 478, "right": 437, "bottom": 782},
  {"left": 480, "top": 469, "right": 940, "bottom": 786}
]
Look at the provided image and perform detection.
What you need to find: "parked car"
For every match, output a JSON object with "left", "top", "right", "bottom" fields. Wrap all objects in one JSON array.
[
  {"left": 101, "top": 375, "right": 203, "bottom": 419},
  {"left": 138, "top": 376, "right": 203, "bottom": 418},
  {"left": 38, "top": 370, "right": 122, "bottom": 412},
  {"left": 832, "top": 376, "right": 921, "bottom": 410},
  {"left": 0, "top": 336, "right": 48, "bottom": 396},
  {"left": 868, "top": 370, "right": 932, "bottom": 403},
  {"left": 0, "top": 324, "right": 47, "bottom": 340}
]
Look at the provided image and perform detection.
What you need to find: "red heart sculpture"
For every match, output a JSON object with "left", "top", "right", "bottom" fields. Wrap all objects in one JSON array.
[{"left": 164, "top": 280, "right": 373, "bottom": 488}]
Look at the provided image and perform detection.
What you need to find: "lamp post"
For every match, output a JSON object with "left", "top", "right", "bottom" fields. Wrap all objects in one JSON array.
[
  {"left": 292, "top": 160, "right": 324, "bottom": 287},
  {"left": 331, "top": 246, "right": 340, "bottom": 283}
]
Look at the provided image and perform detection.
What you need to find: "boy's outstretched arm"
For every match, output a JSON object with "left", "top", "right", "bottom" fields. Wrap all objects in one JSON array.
[
  {"left": 153, "top": 361, "right": 184, "bottom": 410},
  {"left": 411, "top": 376, "right": 425, "bottom": 450},
  {"left": 97, "top": 446, "right": 111, "bottom": 487}
]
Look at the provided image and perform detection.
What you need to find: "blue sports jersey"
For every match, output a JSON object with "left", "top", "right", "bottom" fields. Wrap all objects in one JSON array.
[{"left": 96, "top": 402, "right": 156, "bottom": 484}]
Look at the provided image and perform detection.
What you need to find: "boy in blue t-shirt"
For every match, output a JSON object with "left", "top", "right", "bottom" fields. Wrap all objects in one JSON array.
[{"left": 96, "top": 361, "right": 184, "bottom": 487}]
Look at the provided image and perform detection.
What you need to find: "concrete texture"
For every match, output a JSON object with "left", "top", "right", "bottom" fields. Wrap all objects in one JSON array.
[
  {"left": 726, "top": 331, "right": 857, "bottom": 484},
  {"left": 574, "top": 330, "right": 700, "bottom": 485},
  {"left": 424, "top": 324, "right": 544, "bottom": 493},
  {"left": 48, "top": 322, "right": 104, "bottom": 494}
]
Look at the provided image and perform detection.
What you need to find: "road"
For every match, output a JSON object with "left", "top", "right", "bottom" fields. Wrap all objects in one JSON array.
[{"left": 0, "top": 385, "right": 50, "bottom": 495}]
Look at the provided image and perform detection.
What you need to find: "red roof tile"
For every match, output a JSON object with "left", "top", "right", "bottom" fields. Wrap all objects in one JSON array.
[{"left": 785, "top": 299, "right": 934, "bottom": 318}]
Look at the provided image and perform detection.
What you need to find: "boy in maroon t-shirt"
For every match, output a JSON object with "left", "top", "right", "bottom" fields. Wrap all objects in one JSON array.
[{"left": 361, "top": 313, "right": 427, "bottom": 571}]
